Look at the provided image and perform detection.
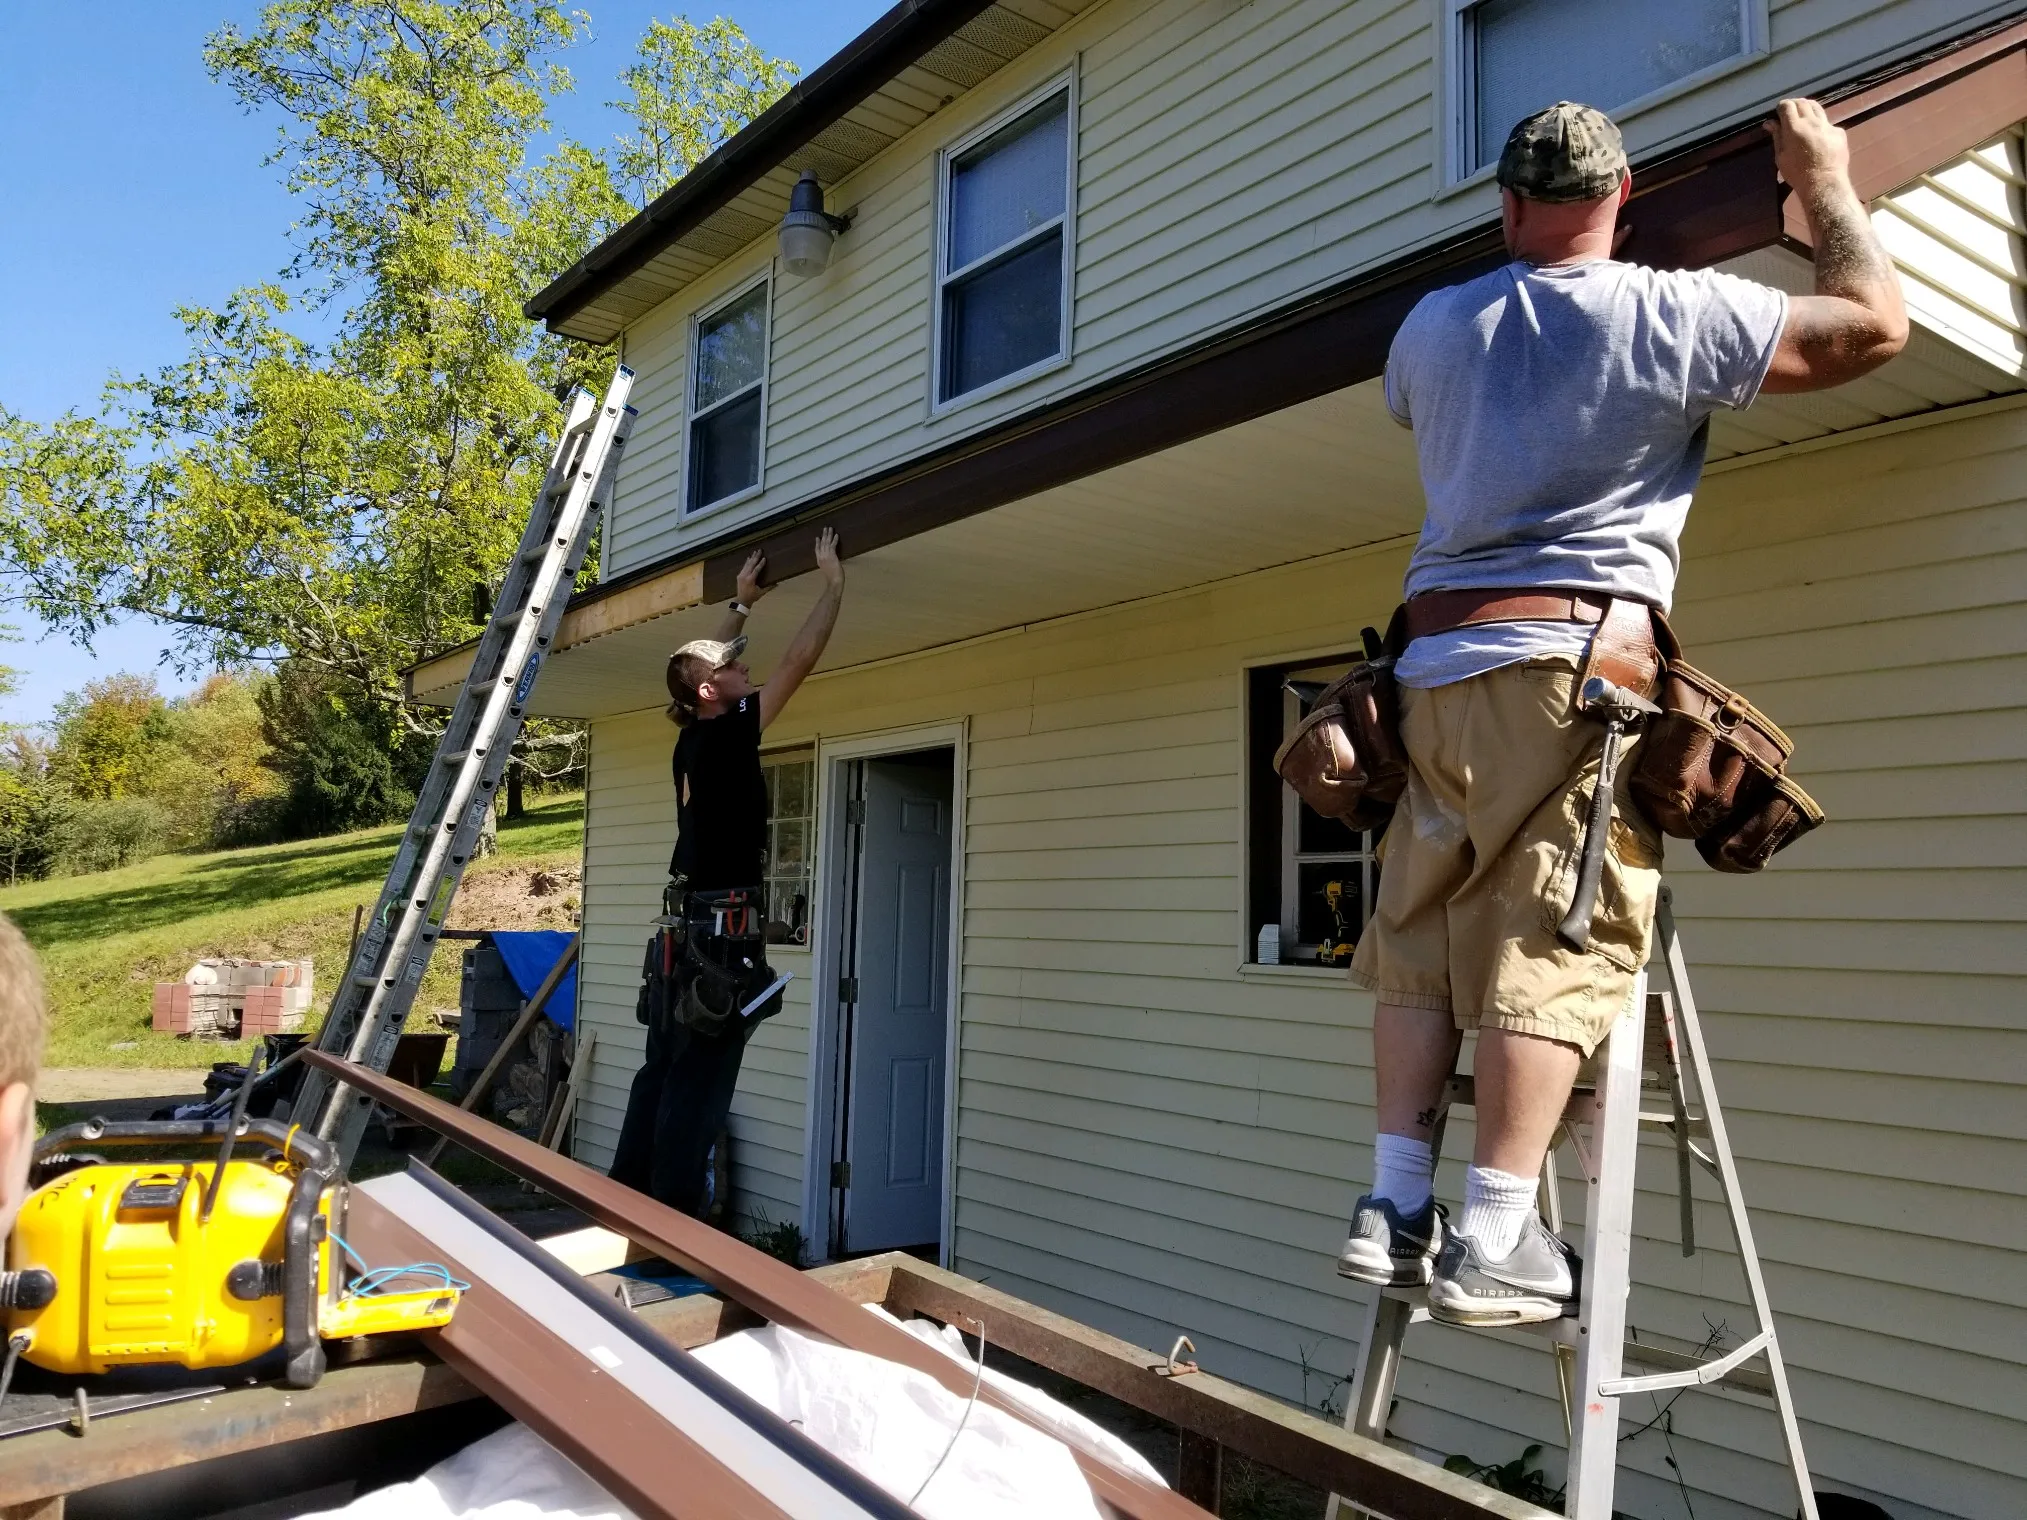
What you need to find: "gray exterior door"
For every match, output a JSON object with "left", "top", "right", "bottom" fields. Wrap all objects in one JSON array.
[{"left": 843, "top": 756, "right": 953, "bottom": 1252}]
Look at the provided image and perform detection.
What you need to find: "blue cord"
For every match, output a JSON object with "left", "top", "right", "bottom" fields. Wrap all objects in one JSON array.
[{"left": 327, "top": 1230, "right": 470, "bottom": 1300}]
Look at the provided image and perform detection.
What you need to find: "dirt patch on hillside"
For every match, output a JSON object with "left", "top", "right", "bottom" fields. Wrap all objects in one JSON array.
[{"left": 445, "top": 860, "right": 582, "bottom": 934}]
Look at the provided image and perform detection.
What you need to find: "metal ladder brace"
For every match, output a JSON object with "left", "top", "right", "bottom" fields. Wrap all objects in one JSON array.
[
  {"left": 289, "top": 367, "right": 638, "bottom": 1170},
  {"left": 1326, "top": 888, "right": 1819, "bottom": 1520}
]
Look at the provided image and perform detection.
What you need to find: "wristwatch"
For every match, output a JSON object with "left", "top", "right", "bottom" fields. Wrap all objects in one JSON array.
[{"left": 730, "top": 600, "right": 751, "bottom": 617}]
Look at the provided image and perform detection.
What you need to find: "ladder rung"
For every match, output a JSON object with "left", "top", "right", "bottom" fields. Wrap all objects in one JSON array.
[{"left": 521, "top": 539, "right": 565, "bottom": 564}]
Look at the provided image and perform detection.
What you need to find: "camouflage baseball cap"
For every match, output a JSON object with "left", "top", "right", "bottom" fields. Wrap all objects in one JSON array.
[
  {"left": 670, "top": 635, "right": 746, "bottom": 673},
  {"left": 667, "top": 634, "right": 747, "bottom": 700},
  {"left": 1496, "top": 102, "right": 1627, "bottom": 203}
]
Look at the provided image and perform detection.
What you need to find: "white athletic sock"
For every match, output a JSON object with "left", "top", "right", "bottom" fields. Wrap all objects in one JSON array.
[
  {"left": 1369, "top": 1133, "right": 1434, "bottom": 1216},
  {"left": 1459, "top": 1164, "right": 1537, "bottom": 1260}
]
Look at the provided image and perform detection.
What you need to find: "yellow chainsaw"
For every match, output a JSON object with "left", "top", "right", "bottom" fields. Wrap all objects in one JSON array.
[{"left": 0, "top": 1114, "right": 458, "bottom": 1390}]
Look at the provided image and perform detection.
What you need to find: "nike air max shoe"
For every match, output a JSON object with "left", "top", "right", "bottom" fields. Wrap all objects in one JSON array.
[
  {"left": 1337, "top": 1195, "right": 1445, "bottom": 1287},
  {"left": 1427, "top": 1214, "right": 1580, "bottom": 1327}
]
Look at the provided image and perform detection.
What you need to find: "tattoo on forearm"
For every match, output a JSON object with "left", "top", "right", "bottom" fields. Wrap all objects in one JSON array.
[{"left": 1805, "top": 186, "right": 1894, "bottom": 299}]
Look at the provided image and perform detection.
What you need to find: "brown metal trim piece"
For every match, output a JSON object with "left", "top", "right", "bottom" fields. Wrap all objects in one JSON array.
[
  {"left": 1787, "top": 23, "right": 2027, "bottom": 242},
  {"left": 0, "top": 1256, "right": 904, "bottom": 1511},
  {"left": 345, "top": 1188, "right": 794, "bottom": 1520},
  {"left": 879, "top": 1258, "right": 1555, "bottom": 1520},
  {"left": 305, "top": 1051, "right": 1213, "bottom": 1520}
]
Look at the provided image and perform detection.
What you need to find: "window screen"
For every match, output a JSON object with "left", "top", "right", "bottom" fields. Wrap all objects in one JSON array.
[
  {"left": 688, "top": 281, "right": 768, "bottom": 512},
  {"left": 1466, "top": 0, "right": 1748, "bottom": 173},
  {"left": 939, "top": 91, "right": 1070, "bottom": 402}
]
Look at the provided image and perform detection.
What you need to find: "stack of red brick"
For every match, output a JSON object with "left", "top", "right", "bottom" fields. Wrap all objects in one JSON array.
[{"left": 151, "top": 959, "right": 314, "bottom": 1039}]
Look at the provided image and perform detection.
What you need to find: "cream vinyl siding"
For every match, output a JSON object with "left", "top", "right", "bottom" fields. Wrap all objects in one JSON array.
[
  {"left": 600, "top": 0, "right": 2017, "bottom": 578},
  {"left": 574, "top": 715, "right": 812, "bottom": 1231},
  {"left": 569, "top": 401, "right": 2027, "bottom": 1520}
]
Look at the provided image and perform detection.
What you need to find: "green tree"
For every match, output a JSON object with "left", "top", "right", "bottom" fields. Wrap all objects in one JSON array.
[
  {"left": 258, "top": 660, "right": 434, "bottom": 836},
  {"left": 145, "top": 672, "right": 288, "bottom": 847},
  {"left": 609, "top": 18, "right": 798, "bottom": 209},
  {"left": 50, "top": 674, "right": 172, "bottom": 801},
  {"left": 0, "top": 5, "right": 793, "bottom": 736}
]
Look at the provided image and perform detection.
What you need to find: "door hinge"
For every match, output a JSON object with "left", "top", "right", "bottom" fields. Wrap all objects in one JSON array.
[
  {"left": 838, "top": 976, "right": 858, "bottom": 1003},
  {"left": 830, "top": 1161, "right": 851, "bottom": 1189},
  {"left": 844, "top": 798, "right": 867, "bottom": 826}
]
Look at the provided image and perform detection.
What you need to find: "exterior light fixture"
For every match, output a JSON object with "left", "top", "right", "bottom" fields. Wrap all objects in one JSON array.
[{"left": 778, "top": 170, "right": 852, "bottom": 277}]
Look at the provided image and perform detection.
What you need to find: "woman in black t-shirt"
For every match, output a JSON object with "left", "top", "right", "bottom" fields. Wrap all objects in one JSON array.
[{"left": 609, "top": 531, "right": 845, "bottom": 1215}]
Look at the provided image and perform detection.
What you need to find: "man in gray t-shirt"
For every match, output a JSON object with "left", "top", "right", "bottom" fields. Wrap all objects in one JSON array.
[{"left": 1338, "top": 99, "right": 1907, "bottom": 1326}]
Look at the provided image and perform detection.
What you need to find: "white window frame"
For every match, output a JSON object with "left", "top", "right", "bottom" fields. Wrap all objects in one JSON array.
[
  {"left": 929, "top": 70, "right": 1078, "bottom": 417},
  {"left": 681, "top": 269, "right": 774, "bottom": 519},
  {"left": 1276, "top": 662, "right": 1383, "bottom": 964},
  {"left": 761, "top": 744, "right": 817, "bottom": 947},
  {"left": 1437, "top": 0, "right": 1770, "bottom": 194}
]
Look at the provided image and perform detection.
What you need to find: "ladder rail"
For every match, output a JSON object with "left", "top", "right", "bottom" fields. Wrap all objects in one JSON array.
[
  {"left": 1658, "top": 893, "right": 1819, "bottom": 1520},
  {"left": 291, "top": 371, "right": 635, "bottom": 1166},
  {"left": 304, "top": 388, "right": 600, "bottom": 1079},
  {"left": 323, "top": 389, "right": 603, "bottom": 1026}
]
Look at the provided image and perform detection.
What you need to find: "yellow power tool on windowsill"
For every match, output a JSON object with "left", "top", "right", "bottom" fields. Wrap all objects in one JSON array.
[{"left": 0, "top": 1114, "right": 459, "bottom": 1391}]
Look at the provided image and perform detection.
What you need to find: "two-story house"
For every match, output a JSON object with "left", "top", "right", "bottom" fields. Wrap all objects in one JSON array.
[{"left": 408, "top": 4, "right": 2027, "bottom": 1516}]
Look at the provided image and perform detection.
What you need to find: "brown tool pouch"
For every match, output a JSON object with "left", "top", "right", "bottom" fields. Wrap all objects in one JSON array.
[
  {"left": 1630, "top": 653, "right": 1825, "bottom": 874},
  {"left": 1273, "top": 610, "right": 1409, "bottom": 830}
]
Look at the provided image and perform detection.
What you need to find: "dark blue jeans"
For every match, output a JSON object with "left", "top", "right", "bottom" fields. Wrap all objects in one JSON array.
[{"left": 608, "top": 1013, "right": 755, "bottom": 1216}]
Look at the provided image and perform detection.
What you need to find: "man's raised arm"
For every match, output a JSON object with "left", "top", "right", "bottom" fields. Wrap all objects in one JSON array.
[
  {"left": 1760, "top": 97, "right": 1909, "bottom": 394},
  {"left": 759, "top": 529, "right": 845, "bottom": 731}
]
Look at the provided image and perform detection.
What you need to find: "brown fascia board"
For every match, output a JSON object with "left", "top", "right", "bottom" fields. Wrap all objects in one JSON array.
[
  {"left": 399, "top": 11, "right": 2024, "bottom": 697},
  {"left": 524, "top": 0, "right": 998, "bottom": 333},
  {"left": 595, "top": 121, "right": 1779, "bottom": 607}
]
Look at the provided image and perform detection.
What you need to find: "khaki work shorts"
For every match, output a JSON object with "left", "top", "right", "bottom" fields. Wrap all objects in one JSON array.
[{"left": 1349, "top": 655, "right": 1663, "bottom": 1056}]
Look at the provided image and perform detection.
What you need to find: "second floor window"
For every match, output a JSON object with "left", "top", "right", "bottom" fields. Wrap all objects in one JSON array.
[
  {"left": 1451, "top": 0, "right": 1763, "bottom": 181},
  {"left": 937, "top": 85, "right": 1073, "bottom": 405},
  {"left": 687, "top": 277, "right": 769, "bottom": 513}
]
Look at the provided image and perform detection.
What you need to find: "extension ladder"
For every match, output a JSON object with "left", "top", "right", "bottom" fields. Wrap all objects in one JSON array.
[
  {"left": 287, "top": 367, "right": 638, "bottom": 1169},
  {"left": 1326, "top": 887, "right": 1819, "bottom": 1520}
]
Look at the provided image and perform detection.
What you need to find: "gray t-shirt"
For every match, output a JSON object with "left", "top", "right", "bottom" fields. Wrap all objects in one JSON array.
[{"left": 1385, "top": 259, "right": 1787, "bottom": 687}]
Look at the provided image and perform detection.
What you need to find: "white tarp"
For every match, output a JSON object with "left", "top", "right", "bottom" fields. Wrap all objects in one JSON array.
[{"left": 304, "top": 1305, "right": 1165, "bottom": 1519}]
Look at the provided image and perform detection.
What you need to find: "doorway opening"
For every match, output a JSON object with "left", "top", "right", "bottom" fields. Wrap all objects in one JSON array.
[{"left": 810, "top": 744, "right": 958, "bottom": 1263}]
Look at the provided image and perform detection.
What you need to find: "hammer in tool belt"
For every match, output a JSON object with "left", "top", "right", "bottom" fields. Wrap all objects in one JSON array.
[{"left": 1557, "top": 676, "right": 1661, "bottom": 952}]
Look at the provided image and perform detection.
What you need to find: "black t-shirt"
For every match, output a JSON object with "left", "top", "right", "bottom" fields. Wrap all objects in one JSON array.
[{"left": 669, "top": 693, "right": 768, "bottom": 890}]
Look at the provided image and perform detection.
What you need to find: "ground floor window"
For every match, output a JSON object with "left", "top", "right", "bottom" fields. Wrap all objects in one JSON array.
[
  {"left": 1246, "top": 654, "right": 1389, "bottom": 965},
  {"left": 762, "top": 747, "right": 815, "bottom": 944}
]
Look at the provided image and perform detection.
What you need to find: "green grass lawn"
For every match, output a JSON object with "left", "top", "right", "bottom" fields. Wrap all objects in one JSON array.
[{"left": 1, "top": 794, "right": 585, "bottom": 1070}]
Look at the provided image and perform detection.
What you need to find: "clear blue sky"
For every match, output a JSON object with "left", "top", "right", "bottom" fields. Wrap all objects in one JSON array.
[{"left": 0, "top": 1, "right": 888, "bottom": 729}]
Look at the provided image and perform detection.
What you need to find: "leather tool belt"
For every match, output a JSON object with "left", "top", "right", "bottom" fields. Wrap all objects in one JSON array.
[
  {"left": 635, "top": 883, "right": 781, "bottom": 1037},
  {"left": 1276, "top": 588, "right": 1824, "bottom": 874}
]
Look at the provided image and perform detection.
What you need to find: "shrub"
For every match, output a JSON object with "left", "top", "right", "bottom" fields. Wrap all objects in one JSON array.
[{"left": 51, "top": 796, "right": 174, "bottom": 875}]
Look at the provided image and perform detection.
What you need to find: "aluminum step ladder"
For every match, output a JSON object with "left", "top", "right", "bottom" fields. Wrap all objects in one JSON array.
[
  {"left": 1326, "top": 887, "right": 1819, "bottom": 1520},
  {"left": 288, "top": 367, "right": 638, "bottom": 1169}
]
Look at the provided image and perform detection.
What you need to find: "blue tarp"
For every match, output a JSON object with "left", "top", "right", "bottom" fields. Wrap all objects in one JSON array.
[{"left": 488, "top": 930, "right": 578, "bottom": 1032}]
